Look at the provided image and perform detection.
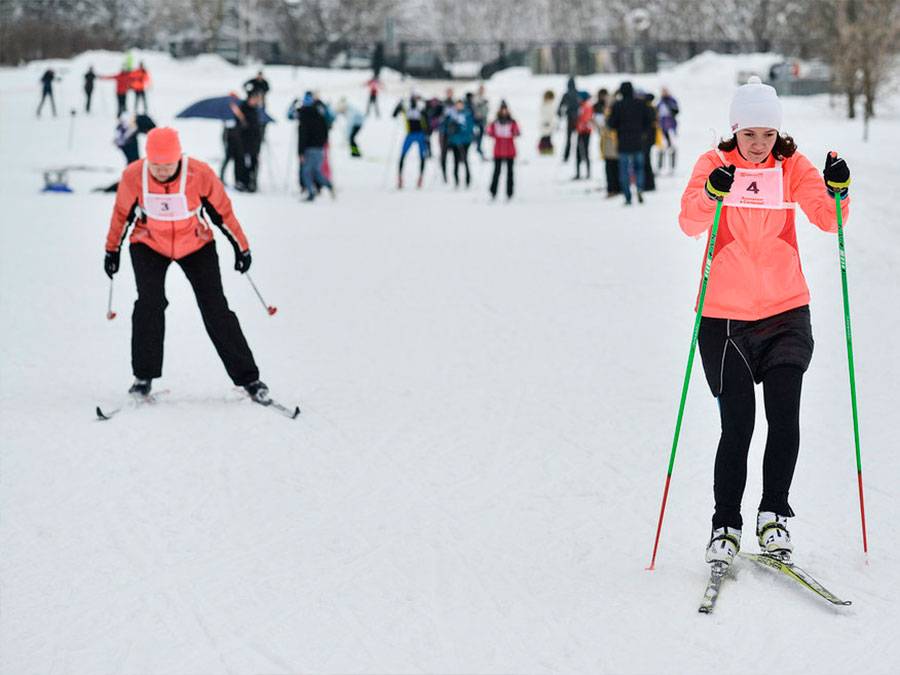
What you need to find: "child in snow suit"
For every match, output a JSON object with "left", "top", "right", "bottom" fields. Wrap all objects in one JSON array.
[
  {"left": 538, "top": 90, "right": 556, "bottom": 155},
  {"left": 486, "top": 102, "right": 520, "bottom": 200},
  {"left": 679, "top": 77, "right": 852, "bottom": 566},
  {"left": 103, "top": 127, "right": 269, "bottom": 403}
]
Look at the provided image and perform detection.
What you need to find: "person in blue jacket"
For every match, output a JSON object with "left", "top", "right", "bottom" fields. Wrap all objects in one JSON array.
[{"left": 444, "top": 99, "right": 475, "bottom": 188}]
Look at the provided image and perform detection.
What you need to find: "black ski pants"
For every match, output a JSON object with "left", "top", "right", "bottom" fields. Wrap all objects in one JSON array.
[
  {"left": 490, "top": 158, "right": 514, "bottom": 198},
  {"left": 37, "top": 89, "right": 56, "bottom": 116},
  {"left": 451, "top": 143, "right": 470, "bottom": 186},
  {"left": 129, "top": 241, "right": 259, "bottom": 386},
  {"left": 575, "top": 132, "right": 591, "bottom": 178}
]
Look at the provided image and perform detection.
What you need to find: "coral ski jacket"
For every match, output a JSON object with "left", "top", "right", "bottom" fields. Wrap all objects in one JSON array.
[
  {"left": 106, "top": 157, "right": 249, "bottom": 260},
  {"left": 679, "top": 147, "right": 849, "bottom": 321}
]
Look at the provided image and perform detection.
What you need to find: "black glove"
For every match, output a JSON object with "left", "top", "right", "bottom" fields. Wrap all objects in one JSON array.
[
  {"left": 104, "top": 250, "right": 120, "bottom": 278},
  {"left": 823, "top": 152, "right": 850, "bottom": 198},
  {"left": 235, "top": 249, "right": 251, "bottom": 273},
  {"left": 705, "top": 164, "right": 736, "bottom": 201}
]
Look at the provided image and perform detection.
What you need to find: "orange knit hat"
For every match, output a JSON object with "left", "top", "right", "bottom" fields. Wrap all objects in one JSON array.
[{"left": 145, "top": 127, "right": 182, "bottom": 163}]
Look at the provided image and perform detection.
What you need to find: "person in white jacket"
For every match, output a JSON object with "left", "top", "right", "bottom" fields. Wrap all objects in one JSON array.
[
  {"left": 538, "top": 90, "right": 556, "bottom": 155},
  {"left": 336, "top": 97, "right": 365, "bottom": 157}
]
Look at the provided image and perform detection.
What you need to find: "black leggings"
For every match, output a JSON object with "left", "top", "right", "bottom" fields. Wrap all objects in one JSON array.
[
  {"left": 129, "top": 241, "right": 259, "bottom": 386},
  {"left": 490, "top": 158, "right": 514, "bottom": 198},
  {"left": 712, "top": 345, "right": 803, "bottom": 529},
  {"left": 452, "top": 143, "right": 470, "bottom": 186}
]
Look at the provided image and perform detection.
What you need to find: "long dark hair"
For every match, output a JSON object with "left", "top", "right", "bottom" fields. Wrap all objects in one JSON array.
[{"left": 718, "top": 132, "right": 797, "bottom": 159}]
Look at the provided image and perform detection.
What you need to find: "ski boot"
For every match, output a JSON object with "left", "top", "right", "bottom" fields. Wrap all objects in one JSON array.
[
  {"left": 243, "top": 379, "right": 271, "bottom": 404},
  {"left": 757, "top": 511, "right": 793, "bottom": 558},
  {"left": 705, "top": 526, "right": 741, "bottom": 565},
  {"left": 128, "top": 378, "right": 152, "bottom": 398}
]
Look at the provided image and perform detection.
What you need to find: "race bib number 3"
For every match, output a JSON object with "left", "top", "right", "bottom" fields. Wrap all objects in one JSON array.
[
  {"left": 144, "top": 193, "right": 190, "bottom": 220},
  {"left": 723, "top": 167, "right": 784, "bottom": 209}
]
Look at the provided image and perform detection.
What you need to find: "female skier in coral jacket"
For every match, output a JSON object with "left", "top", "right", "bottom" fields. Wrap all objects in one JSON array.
[
  {"left": 679, "top": 77, "right": 852, "bottom": 567},
  {"left": 104, "top": 127, "right": 269, "bottom": 403}
]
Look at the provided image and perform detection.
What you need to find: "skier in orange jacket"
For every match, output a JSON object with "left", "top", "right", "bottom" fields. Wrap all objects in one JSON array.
[
  {"left": 104, "top": 127, "right": 269, "bottom": 402},
  {"left": 130, "top": 62, "right": 151, "bottom": 114},
  {"left": 680, "top": 77, "right": 851, "bottom": 567}
]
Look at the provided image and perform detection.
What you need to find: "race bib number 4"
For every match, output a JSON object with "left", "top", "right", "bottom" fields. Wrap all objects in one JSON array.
[{"left": 723, "top": 167, "right": 784, "bottom": 209}]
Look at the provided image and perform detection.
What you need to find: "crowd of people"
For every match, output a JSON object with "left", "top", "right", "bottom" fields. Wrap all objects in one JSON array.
[
  {"left": 38, "top": 61, "right": 684, "bottom": 207},
  {"left": 547, "top": 76, "right": 680, "bottom": 205}
]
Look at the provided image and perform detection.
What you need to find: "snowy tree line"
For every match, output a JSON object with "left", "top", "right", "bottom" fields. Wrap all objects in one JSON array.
[{"left": 2, "top": 0, "right": 897, "bottom": 119}]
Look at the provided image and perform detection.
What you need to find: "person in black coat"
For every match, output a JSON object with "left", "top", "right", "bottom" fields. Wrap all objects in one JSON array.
[
  {"left": 607, "top": 81, "right": 655, "bottom": 205},
  {"left": 557, "top": 76, "right": 580, "bottom": 162},
  {"left": 228, "top": 91, "right": 263, "bottom": 192},
  {"left": 84, "top": 66, "right": 96, "bottom": 113},
  {"left": 37, "top": 69, "right": 58, "bottom": 117},
  {"left": 296, "top": 92, "right": 333, "bottom": 202}
]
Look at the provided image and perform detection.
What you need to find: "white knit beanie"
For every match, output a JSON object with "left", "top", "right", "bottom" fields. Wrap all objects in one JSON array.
[{"left": 729, "top": 75, "right": 782, "bottom": 133}]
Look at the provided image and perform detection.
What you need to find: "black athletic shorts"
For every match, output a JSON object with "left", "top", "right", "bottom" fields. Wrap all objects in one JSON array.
[{"left": 697, "top": 305, "right": 814, "bottom": 397}]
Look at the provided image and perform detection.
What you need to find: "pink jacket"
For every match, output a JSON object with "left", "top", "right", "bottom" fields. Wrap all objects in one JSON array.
[
  {"left": 486, "top": 118, "right": 520, "bottom": 159},
  {"left": 679, "top": 147, "right": 849, "bottom": 320}
]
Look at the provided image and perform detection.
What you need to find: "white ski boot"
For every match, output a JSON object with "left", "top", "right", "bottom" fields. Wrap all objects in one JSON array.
[
  {"left": 705, "top": 526, "right": 742, "bottom": 565},
  {"left": 757, "top": 511, "right": 793, "bottom": 557}
]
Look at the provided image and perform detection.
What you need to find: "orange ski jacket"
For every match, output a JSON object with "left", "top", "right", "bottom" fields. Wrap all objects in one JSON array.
[
  {"left": 106, "top": 157, "right": 249, "bottom": 260},
  {"left": 679, "top": 148, "right": 849, "bottom": 321}
]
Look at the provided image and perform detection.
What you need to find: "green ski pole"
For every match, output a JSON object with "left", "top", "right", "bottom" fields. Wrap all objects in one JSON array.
[
  {"left": 648, "top": 199, "right": 723, "bottom": 570},
  {"left": 834, "top": 185, "right": 868, "bottom": 559}
]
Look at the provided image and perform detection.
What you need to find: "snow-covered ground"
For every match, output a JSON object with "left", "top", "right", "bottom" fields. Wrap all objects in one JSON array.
[{"left": 1, "top": 50, "right": 899, "bottom": 674}]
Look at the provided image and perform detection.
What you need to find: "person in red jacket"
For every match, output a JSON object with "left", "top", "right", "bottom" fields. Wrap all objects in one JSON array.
[
  {"left": 679, "top": 77, "right": 852, "bottom": 567},
  {"left": 486, "top": 101, "right": 520, "bottom": 200},
  {"left": 574, "top": 91, "right": 593, "bottom": 180},
  {"left": 103, "top": 127, "right": 269, "bottom": 402},
  {"left": 102, "top": 67, "right": 133, "bottom": 115}
]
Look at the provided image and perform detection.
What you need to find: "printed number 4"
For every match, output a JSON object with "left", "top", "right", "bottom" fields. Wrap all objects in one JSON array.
[{"left": 746, "top": 181, "right": 760, "bottom": 194}]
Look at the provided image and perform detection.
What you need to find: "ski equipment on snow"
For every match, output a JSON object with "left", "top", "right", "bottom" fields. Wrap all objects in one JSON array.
[
  {"left": 739, "top": 552, "right": 852, "bottom": 606},
  {"left": 648, "top": 199, "right": 724, "bottom": 570},
  {"left": 698, "top": 553, "right": 852, "bottom": 614},
  {"left": 833, "top": 170, "right": 867, "bottom": 560},
  {"left": 698, "top": 561, "right": 729, "bottom": 614},
  {"left": 96, "top": 388, "right": 171, "bottom": 420},
  {"left": 235, "top": 386, "right": 300, "bottom": 419},
  {"left": 245, "top": 272, "right": 277, "bottom": 315},
  {"left": 106, "top": 277, "right": 117, "bottom": 320}
]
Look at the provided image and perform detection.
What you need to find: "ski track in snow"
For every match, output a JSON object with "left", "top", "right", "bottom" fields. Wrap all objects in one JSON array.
[{"left": 1, "top": 49, "right": 899, "bottom": 674}]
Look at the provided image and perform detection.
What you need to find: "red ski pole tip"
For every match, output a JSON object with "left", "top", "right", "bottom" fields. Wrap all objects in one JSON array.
[
  {"left": 107, "top": 311, "right": 117, "bottom": 320},
  {"left": 267, "top": 306, "right": 277, "bottom": 315}
]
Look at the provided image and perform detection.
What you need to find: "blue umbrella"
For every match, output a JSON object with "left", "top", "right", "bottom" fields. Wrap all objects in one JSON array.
[{"left": 176, "top": 95, "right": 275, "bottom": 124}]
